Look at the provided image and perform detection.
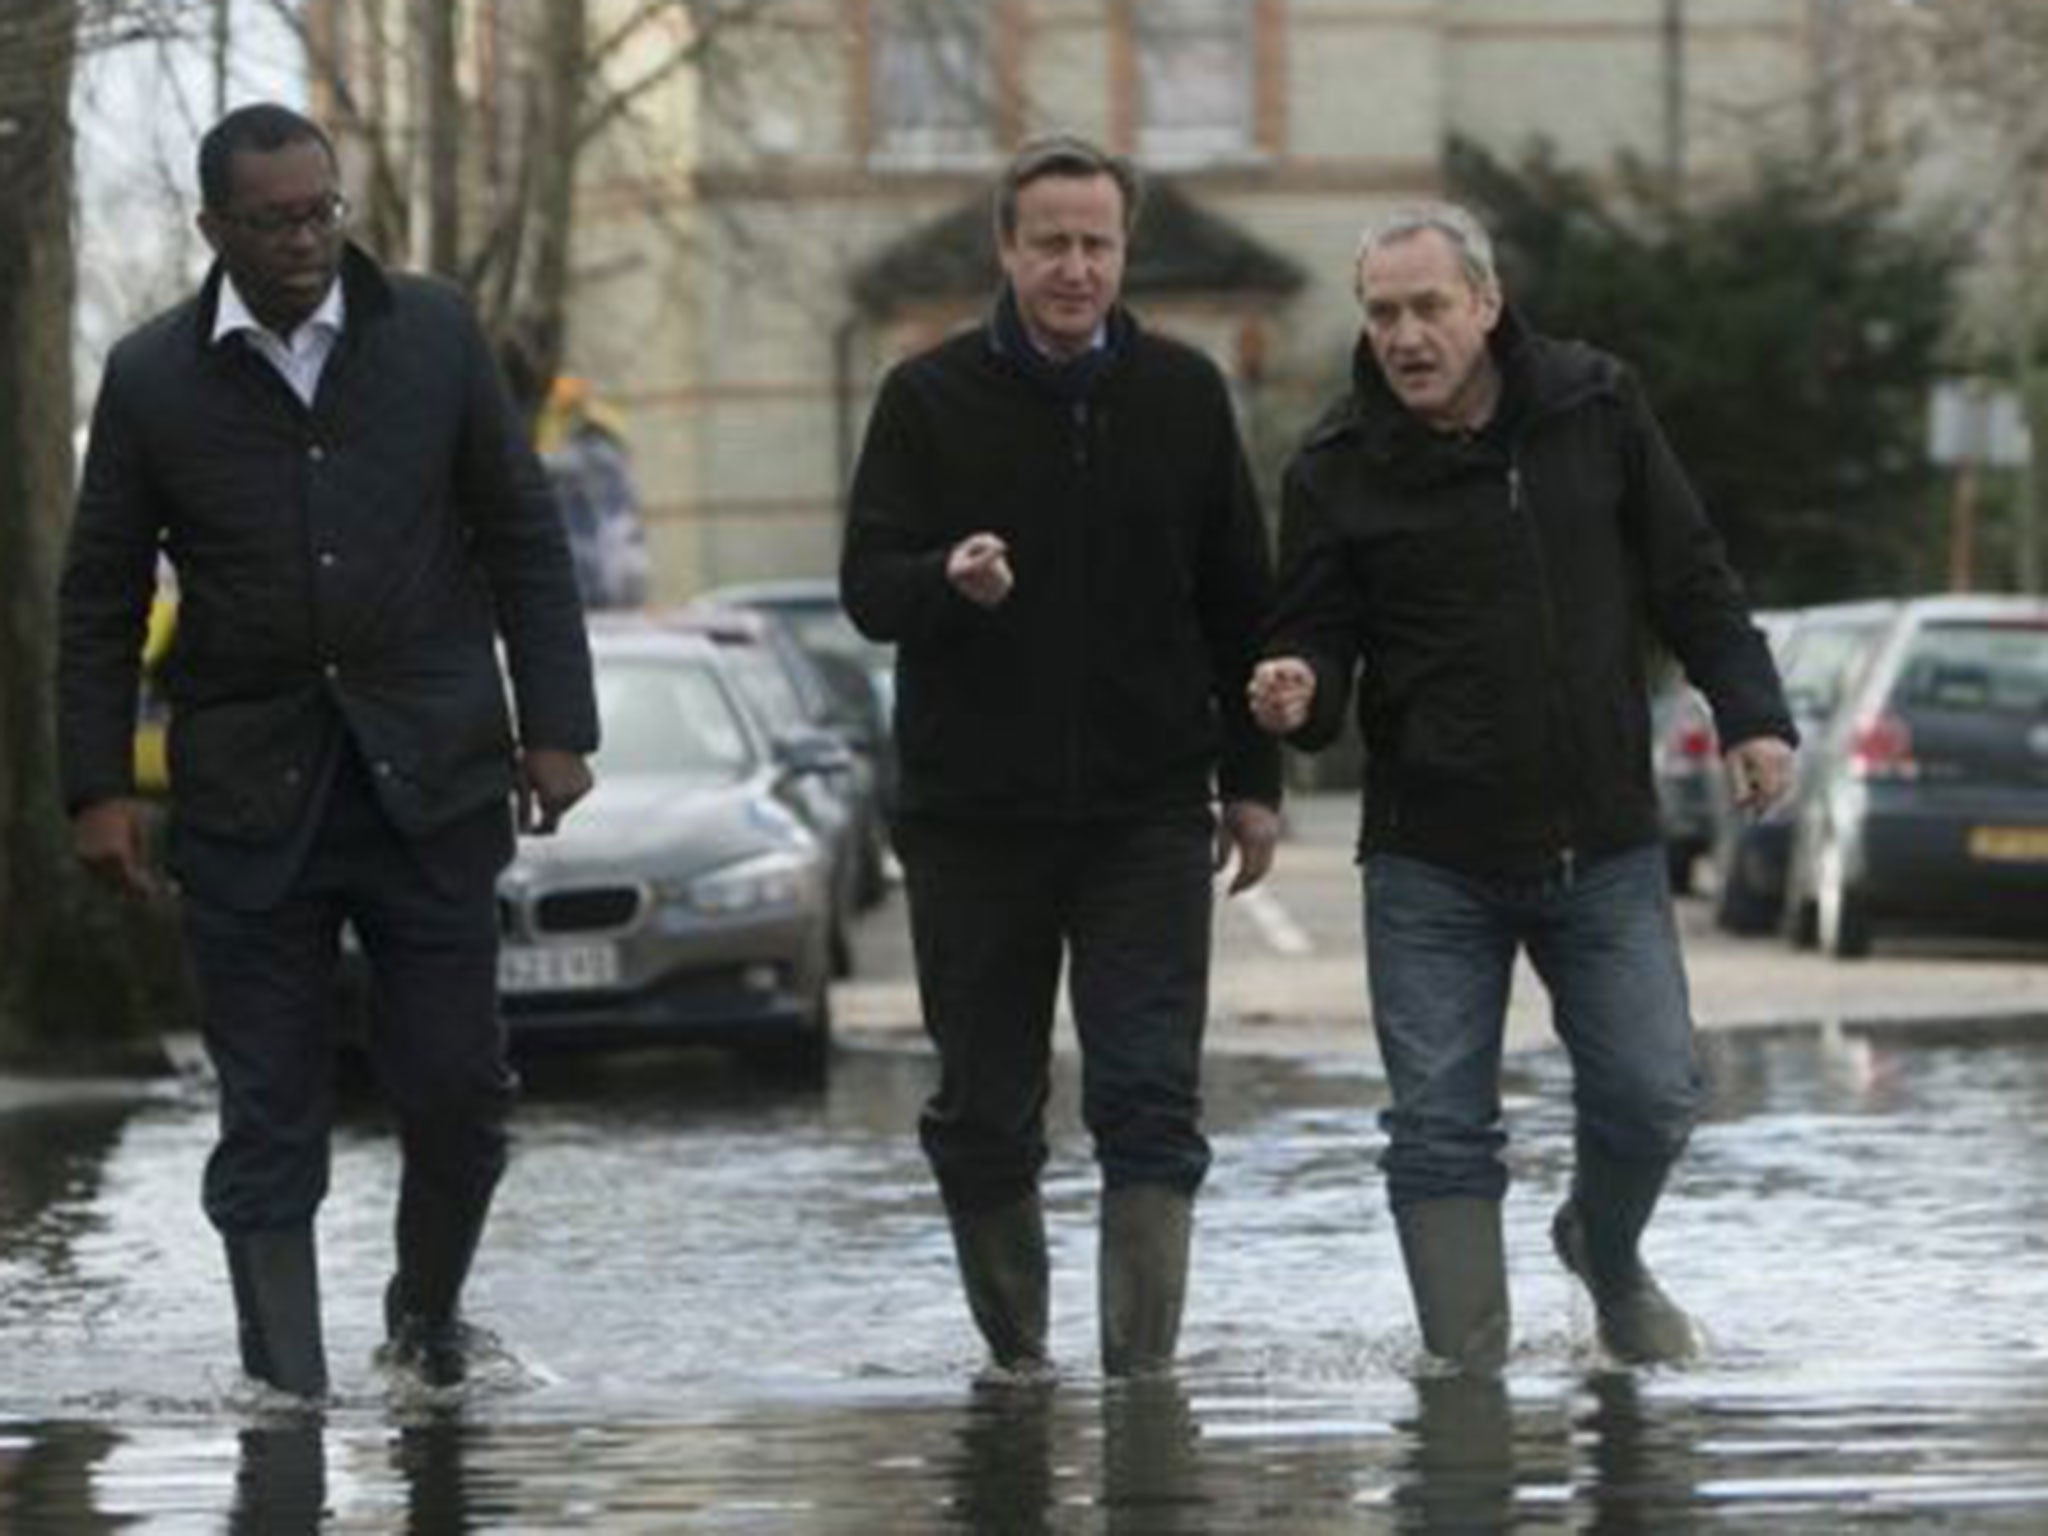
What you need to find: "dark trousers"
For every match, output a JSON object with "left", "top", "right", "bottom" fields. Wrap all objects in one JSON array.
[
  {"left": 183, "top": 748, "right": 513, "bottom": 1234},
  {"left": 897, "top": 815, "right": 1215, "bottom": 1212}
]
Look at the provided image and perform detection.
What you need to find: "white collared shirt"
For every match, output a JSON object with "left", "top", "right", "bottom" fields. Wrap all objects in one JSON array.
[{"left": 212, "top": 276, "right": 346, "bottom": 407}]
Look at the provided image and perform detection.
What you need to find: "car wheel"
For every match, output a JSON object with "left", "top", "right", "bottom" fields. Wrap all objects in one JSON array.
[
  {"left": 855, "top": 824, "right": 889, "bottom": 909},
  {"left": 1714, "top": 867, "right": 1777, "bottom": 935},
  {"left": 1815, "top": 832, "right": 1873, "bottom": 959},
  {"left": 752, "top": 992, "right": 832, "bottom": 1090},
  {"left": 829, "top": 911, "right": 854, "bottom": 979},
  {"left": 1665, "top": 841, "right": 1696, "bottom": 895}
]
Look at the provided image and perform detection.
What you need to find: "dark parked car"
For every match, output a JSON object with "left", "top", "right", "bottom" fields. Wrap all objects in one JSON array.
[
  {"left": 1707, "top": 600, "right": 1897, "bottom": 932},
  {"left": 1650, "top": 668, "right": 1722, "bottom": 893},
  {"left": 694, "top": 577, "right": 899, "bottom": 821},
  {"left": 1781, "top": 594, "right": 2048, "bottom": 957},
  {"left": 660, "top": 606, "right": 884, "bottom": 974},
  {"left": 1651, "top": 611, "right": 1793, "bottom": 893},
  {"left": 492, "top": 623, "right": 839, "bottom": 1082}
]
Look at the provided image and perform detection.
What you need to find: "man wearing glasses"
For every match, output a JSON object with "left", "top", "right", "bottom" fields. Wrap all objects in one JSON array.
[{"left": 57, "top": 103, "right": 598, "bottom": 1397}]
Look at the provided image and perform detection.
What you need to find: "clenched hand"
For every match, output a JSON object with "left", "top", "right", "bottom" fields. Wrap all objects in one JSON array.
[
  {"left": 946, "top": 532, "right": 1015, "bottom": 608},
  {"left": 1248, "top": 657, "right": 1317, "bottom": 735}
]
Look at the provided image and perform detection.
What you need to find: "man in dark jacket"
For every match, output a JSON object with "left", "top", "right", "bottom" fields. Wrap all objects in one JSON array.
[
  {"left": 1251, "top": 202, "right": 1794, "bottom": 1373},
  {"left": 57, "top": 104, "right": 598, "bottom": 1397},
  {"left": 842, "top": 136, "right": 1281, "bottom": 1380}
]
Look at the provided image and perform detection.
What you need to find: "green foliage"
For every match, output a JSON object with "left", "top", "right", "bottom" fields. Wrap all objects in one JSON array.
[{"left": 1448, "top": 139, "right": 1962, "bottom": 604}]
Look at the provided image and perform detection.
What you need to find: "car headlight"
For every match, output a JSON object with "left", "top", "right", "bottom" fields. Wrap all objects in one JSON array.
[{"left": 672, "top": 851, "right": 818, "bottom": 915}]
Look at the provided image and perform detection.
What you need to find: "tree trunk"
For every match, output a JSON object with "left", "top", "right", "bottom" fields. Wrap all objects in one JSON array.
[
  {"left": 0, "top": 0, "right": 184, "bottom": 1066},
  {"left": 498, "top": 0, "right": 586, "bottom": 421},
  {"left": 413, "top": 0, "right": 462, "bottom": 278}
]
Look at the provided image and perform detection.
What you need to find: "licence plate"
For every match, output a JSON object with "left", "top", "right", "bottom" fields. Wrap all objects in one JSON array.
[
  {"left": 498, "top": 942, "right": 620, "bottom": 993},
  {"left": 1967, "top": 826, "right": 2048, "bottom": 863}
]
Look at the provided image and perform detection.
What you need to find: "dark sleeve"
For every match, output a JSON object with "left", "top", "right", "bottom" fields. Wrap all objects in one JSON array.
[
  {"left": 839, "top": 366, "right": 984, "bottom": 646},
  {"left": 1263, "top": 453, "right": 1364, "bottom": 754},
  {"left": 1619, "top": 369, "right": 1796, "bottom": 749},
  {"left": 56, "top": 352, "right": 163, "bottom": 812},
  {"left": 1195, "top": 380, "right": 1282, "bottom": 807},
  {"left": 453, "top": 306, "right": 600, "bottom": 754}
]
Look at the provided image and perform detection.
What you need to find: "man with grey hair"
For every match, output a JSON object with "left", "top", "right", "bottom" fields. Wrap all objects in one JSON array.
[
  {"left": 1250, "top": 201, "right": 1795, "bottom": 1372},
  {"left": 843, "top": 134, "right": 1280, "bottom": 1380}
]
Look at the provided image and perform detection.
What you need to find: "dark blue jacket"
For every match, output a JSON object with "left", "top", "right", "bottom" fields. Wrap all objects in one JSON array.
[{"left": 58, "top": 246, "right": 597, "bottom": 889}]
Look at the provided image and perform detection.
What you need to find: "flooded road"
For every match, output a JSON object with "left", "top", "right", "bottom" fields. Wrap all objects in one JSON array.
[{"left": 5, "top": 1025, "right": 2048, "bottom": 1530}]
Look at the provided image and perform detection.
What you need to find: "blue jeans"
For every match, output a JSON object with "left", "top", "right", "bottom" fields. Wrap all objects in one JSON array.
[
  {"left": 1364, "top": 845, "right": 1702, "bottom": 1209},
  {"left": 897, "top": 816, "right": 1215, "bottom": 1211}
]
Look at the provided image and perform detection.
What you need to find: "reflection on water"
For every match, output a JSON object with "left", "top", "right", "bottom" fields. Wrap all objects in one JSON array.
[{"left": 4, "top": 1028, "right": 2048, "bottom": 1529}]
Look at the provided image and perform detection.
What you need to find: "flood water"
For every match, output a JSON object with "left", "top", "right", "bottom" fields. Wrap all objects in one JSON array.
[{"left": 5, "top": 1022, "right": 2048, "bottom": 1531}]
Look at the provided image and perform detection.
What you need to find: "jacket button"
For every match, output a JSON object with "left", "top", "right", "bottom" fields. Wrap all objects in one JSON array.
[
  {"left": 323, "top": 662, "right": 340, "bottom": 681},
  {"left": 318, "top": 551, "right": 337, "bottom": 569},
  {"left": 308, "top": 444, "right": 326, "bottom": 462},
  {"left": 283, "top": 767, "right": 302, "bottom": 785},
  {"left": 373, "top": 760, "right": 394, "bottom": 778}
]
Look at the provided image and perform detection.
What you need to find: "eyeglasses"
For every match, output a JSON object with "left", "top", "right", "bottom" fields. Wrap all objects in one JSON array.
[{"left": 221, "top": 193, "right": 350, "bottom": 238}]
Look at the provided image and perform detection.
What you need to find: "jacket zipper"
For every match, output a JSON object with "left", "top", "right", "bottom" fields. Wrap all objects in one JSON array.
[
  {"left": 1507, "top": 456, "right": 1578, "bottom": 881},
  {"left": 1066, "top": 398, "right": 1090, "bottom": 812}
]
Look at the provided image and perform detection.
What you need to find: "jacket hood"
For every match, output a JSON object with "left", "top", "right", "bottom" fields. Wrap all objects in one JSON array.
[{"left": 1303, "top": 305, "right": 1619, "bottom": 464}]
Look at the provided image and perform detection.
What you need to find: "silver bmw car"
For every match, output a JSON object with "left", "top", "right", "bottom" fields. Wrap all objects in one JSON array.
[{"left": 492, "top": 624, "right": 838, "bottom": 1083}]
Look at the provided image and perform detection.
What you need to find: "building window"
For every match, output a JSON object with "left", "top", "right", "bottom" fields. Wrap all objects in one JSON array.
[
  {"left": 1135, "top": 0, "right": 1253, "bottom": 163},
  {"left": 870, "top": 0, "right": 993, "bottom": 165}
]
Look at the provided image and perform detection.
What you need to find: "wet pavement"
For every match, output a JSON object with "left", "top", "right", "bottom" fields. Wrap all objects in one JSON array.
[{"left": 6, "top": 1023, "right": 2048, "bottom": 1531}]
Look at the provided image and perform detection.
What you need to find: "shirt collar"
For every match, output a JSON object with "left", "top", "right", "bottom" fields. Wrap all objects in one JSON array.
[{"left": 212, "top": 273, "right": 346, "bottom": 348}]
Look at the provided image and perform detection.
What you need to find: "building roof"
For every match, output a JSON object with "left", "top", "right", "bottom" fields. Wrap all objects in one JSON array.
[{"left": 850, "top": 178, "right": 1305, "bottom": 318}]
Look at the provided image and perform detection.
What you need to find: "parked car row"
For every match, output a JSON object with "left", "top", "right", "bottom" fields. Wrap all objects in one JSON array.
[{"left": 1658, "top": 593, "right": 2048, "bottom": 957}]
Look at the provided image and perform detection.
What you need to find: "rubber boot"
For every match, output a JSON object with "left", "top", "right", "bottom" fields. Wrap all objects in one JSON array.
[
  {"left": 385, "top": 1163, "right": 495, "bottom": 1387},
  {"left": 1551, "top": 1139, "right": 1699, "bottom": 1366},
  {"left": 1393, "top": 1197, "right": 1511, "bottom": 1376},
  {"left": 223, "top": 1226, "right": 329, "bottom": 1398},
  {"left": 1098, "top": 1184, "right": 1193, "bottom": 1379},
  {"left": 946, "top": 1193, "right": 1051, "bottom": 1380}
]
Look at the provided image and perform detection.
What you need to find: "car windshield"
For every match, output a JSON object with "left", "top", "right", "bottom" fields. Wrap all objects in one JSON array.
[
  {"left": 592, "top": 658, "right": 753, "bottom": 777},
  {"left": 719, "top": 642, "right": 812, "bottom": 735},
  {"left": 1890, "top": 620, "right": 2048, "bottom": 718},
  {"left": 1780, "top": 617, "right": 1891, "bottom": 717},
  {"left": 778, "top": 605, "right": 874, "bottom": 659}
]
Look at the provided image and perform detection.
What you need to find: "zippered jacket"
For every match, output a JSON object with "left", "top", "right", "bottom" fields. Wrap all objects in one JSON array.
[
  {"left": 1267, "top": 309, "right": 1793, "bottom": 874},
  {"left": 841, "top": 304, "right": 1280, "bottom": 823}
]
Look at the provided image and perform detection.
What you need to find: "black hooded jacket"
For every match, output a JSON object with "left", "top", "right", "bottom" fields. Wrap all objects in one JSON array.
[
  {"left": 1268, "top": 309, "right": 1793, "bottom": 875},
  {"left": 841, "top": 299, "right": 1280, "bottom": 823}
]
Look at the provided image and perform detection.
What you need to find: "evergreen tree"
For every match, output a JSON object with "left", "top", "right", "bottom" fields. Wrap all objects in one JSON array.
[{"left": 1450, "top": 140, "right": 1960, "bottom": 605}]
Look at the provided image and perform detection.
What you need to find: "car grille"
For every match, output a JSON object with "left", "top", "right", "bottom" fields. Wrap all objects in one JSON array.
[{"left": 515, "top": 885, "right": 644, "bottom": 935}]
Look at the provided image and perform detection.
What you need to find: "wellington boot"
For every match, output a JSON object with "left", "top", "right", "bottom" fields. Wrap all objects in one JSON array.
[
  {"left": 1098, "top": 1184, "right": 1193, "bottom": 1379},
  {"left": 1393, "top": 1197, "right": 1511, "bottom": 1376},
  {"left": 224, "top": 1227, "right": 329, "bottom": 1398},
  {"left": 1552, "top": 1139, "right": 1700, "bottom": 1366},
  {"left": 385, "top": 1166, "right": 496, "bottom": 1387},
  {"left": 947, "top": 1194, "right": 1052, "bottom": 1377}
]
